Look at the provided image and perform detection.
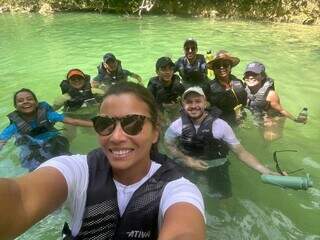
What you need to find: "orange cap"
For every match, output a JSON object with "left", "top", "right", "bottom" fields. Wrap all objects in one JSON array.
[{"left": 67, "top": 69, "right": 85, "bottom": 80}]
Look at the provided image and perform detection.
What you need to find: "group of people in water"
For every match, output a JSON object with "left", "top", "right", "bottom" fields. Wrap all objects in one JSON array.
[{"left": 0, "top": 38, "right": 308, "bottom": 239}]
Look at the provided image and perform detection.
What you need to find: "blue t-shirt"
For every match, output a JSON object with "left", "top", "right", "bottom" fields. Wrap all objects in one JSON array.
[{"left": 0, "top": 111, "right": 64, "bottom": 142}]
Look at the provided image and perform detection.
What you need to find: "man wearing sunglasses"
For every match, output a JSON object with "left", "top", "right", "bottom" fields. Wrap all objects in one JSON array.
[
  {"left": 92, "top": 52, "right": 142, "bottom": 90},
  {"left": 207, "top": 50, "right": 247, "bottom": 126},
  {"left": 175, "top": 38, "right": 211, "bottom": 97},
  {"left": 164, "top": 86, "right": 275, "bottom": 199}
]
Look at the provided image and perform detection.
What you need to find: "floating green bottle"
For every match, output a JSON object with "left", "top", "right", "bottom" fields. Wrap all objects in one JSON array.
[{"left": 261, "top": 174, "right": 313, "bottom": 190}]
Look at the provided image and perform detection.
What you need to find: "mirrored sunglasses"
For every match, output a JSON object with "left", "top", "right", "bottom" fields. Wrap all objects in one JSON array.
[{"left": 91, "top": 114, "right": 153, "bottom": 136}]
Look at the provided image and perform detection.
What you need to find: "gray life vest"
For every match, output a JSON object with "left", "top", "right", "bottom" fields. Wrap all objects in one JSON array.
[
  {"left": 176, "top": 54, "right": 207, "bottom": 84},
  {"left": 246, "top": 77, "right": 275, "bottom": 113},
  {"left": 7, "top": 102, "right": 55, "bottom": 140},
  {"left": 179, "top": 110, "right": 229, "bottom": 160}
]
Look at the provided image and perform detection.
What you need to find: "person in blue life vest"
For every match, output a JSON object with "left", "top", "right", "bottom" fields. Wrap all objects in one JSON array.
[
  {"left": 0, "top": 82, "right": 205, "bottom": 240},
  {"left": 91, "top": 52, "right": 143, "bottom": 91},
  {"left": 244, "top": 61, "right": 307, "bottom": 141},
  {"left": 175, "top": 38, "right": 211, "bottom": 97},
  {"left": 207, "top": 50, "right": 247, "bottom": 127},
  {"left": 164, "top": 86, "right": 279, "bottom": 199},
  {"left": 147, "top": 56, "right": 185, "bottom": 126},
  {"left": 53, "top": 68, "right": 104, "bottom": 141},
  {"left": 0, "top": 88, "right": 93, "bottom": 171}
]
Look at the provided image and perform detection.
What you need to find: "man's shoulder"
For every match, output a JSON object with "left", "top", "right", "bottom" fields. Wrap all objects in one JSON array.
[{"left": 148, "top": 76, "right": 160, "bottom": 85}]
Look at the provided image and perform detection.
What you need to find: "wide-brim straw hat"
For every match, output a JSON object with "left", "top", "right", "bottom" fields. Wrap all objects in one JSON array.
[{"left": 207, "top": 50, "right": 240, "bottom": 70}]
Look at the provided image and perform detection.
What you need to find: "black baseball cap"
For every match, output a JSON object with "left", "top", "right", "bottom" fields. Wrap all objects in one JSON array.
[
  {"left": 103, "top": 53, "right": 116, "bottom": 63},
  {"left": 156, "top": 57, "right": 175, "bottom": 70},
  {"left": 183, "top": 38, "right": 198, "bottom": 49}
]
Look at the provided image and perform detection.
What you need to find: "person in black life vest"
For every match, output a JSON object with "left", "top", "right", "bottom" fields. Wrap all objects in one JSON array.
[
  {"left": 92, "top": 52, "right": 142, "bottom": 90},
  {"left": 244, "top": 61, "right": 307, "bottom": 141},
  {"left": 147, "top": 56, "right": 185, "bottom": 126},
  {"left": 165, "top": 86, "right": 278, "bottom": 199},
  {"left": 53, "top": 68, "right": 104, "bottom": 113},
  {"left": 175, "top": 38, "right": 211, "bottom": 98},
  {"left": 0, "top": 82, "right": 205, "bottom": 240},
  {"left": 53, "top": 69, "right": 104, "bottom": 141},
  {"left": 207, "top": 50, "right": 247, "bottom": 126},
  {"left": 0, "top": 88, "right": 93, "bottom": 171}
]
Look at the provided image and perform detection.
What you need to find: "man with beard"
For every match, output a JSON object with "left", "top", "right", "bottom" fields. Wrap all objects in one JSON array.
[{"left": 164, "top": 86, "right": 276, "bottom": 198}]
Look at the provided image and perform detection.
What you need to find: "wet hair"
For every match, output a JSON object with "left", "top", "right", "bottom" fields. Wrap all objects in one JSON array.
[
  {"left": 103, "top": 82, "right": 160, "bottom": 153},
  {"left": 13, "top": 88, "right": 38, "bottom": 107}
]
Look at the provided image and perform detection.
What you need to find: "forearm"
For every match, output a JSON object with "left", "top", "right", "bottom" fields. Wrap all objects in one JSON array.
[
  {"left": 0, "top": 168, "right": 68, "bottom": 239},
  {"left": 63, "top": 117, "right": 93, "bottom": 127},
  {"left": 232, "top": 145, "right": 272, "bottom": 174},
  {"left": 165, "top": 144, "right": 193, "bottom": 166},
  {"left": 131, "top": 73, "right": 142, "bottom": 83},
  {"left": 279, "top": 109, "right": 295, "bottom": 121},
  {"left": 160, "top": 233, "right": 203, "bottom": 240},
  {"left": 0, "top": 178, "right": 29, "bottom": 239},
  {"left": 52, "top": 94, "right": 70, "bottom": 111},
  {"left": 158, "top": 203, "right": 205, "bottom": 240}
]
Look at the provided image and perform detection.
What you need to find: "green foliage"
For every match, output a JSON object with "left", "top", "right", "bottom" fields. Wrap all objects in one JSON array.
[{"left": 0, "top": 0, "right": 319, "bottom": 24}]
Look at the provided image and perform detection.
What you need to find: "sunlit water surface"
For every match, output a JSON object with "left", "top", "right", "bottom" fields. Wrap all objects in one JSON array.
[{"left": 0, "top": 13, "right": 319, "bottom": 239}]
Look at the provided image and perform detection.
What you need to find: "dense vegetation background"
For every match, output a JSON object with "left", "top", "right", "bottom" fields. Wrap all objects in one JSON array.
[{"left": 0, "top": 0, "right": 319, "bottom": 24}]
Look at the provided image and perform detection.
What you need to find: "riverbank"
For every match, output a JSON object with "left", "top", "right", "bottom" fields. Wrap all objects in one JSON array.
[{"left": 0, "top": 0, "right": 319, "bottom": 25}]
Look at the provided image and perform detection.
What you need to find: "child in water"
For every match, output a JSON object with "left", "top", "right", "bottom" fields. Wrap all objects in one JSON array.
[{"left": 0, "top": 88, "right": 93, "bottom": 171}]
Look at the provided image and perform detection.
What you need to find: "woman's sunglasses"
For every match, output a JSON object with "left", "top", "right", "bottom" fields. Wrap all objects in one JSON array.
[
  {"left": 212, "top": 61, "right": 231, "bottom": 70},
  {"left": 91, "top": 114, "right": 153, "bottom": 136}
]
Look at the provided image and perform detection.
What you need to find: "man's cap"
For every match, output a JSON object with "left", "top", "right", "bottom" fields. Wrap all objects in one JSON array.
[
  {"left": 183, "top": 38, "right": 198, "bottom": 48},
  {"left": 182, "top": 86, "right": 205, "bottom": 100},
  {"left": 207, "top": 50, "right": 240, "bottom": 70},
  {"left": 244, "top": 61, "right": 266, "bottom": 74},
  {"left": 103, "top": 53, "right": 116, "bottom": 63},
  {"left": 67, "top": 69, "right": 85, "bottom": 80},
  {"left": 156, "top": 57, "right": 175, "bottom": 70}
]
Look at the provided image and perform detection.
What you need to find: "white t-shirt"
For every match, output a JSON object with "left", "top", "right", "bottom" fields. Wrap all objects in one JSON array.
[
  {"left": 164, "top": 117, "right": 240, "bottom": 146},
  {"left": 39, "top": 155, "right": 205, "bottom": 236}
]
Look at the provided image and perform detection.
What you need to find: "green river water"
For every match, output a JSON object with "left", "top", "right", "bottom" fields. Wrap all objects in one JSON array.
[{"left": 0, "top": 13, "right": 319, "bottom": 239}]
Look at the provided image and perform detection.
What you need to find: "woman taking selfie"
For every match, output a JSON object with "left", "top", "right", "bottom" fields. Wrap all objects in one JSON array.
[{"left": 0, "top": 82, "right": 205, "bottom": 240}]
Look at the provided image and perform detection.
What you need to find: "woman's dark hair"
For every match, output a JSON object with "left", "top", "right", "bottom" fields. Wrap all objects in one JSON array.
[
  {"left": 103, "top": 82, "right": 160, "bottom": 154},
  {"left": 13, "top": 88, "right": 38, "bottom": 107},
  {"left": 103, "top": 82, "right": 159, "bottom": 127}
]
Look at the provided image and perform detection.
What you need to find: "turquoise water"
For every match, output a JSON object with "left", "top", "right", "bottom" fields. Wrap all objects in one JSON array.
[{"left": 0, "top": 13, "right": 319, "bottom": 239}]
